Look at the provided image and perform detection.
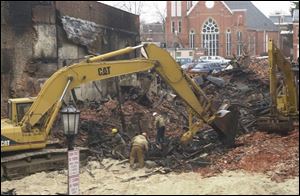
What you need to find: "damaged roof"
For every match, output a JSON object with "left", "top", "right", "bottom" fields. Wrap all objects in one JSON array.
[{"left": 56, "top": 1, "right": 139, "bottom": 34}]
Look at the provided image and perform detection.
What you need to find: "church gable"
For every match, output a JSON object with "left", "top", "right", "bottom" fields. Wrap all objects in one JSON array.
[{"left": 187, "top": 1, "right": 232, "bottom": 17}]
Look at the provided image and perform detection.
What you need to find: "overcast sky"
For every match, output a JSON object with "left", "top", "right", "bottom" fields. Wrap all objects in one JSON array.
[{"left": 100, "top": 1, "right": 293, "bottom": 23}]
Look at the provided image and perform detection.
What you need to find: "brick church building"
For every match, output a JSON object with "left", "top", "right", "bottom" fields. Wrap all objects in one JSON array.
[{"left": 165, "top": 1, "right": 279, "bottom": 58}]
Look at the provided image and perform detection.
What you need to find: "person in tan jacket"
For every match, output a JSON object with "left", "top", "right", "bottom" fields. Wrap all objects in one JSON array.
[{"left": 129, "top": 132, "right": 149, "bottom": 169}]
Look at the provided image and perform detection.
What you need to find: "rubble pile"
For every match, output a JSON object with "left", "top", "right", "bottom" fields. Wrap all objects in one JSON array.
[
  {"left": 52, "top": 92, "right": 188, "bottom": 153},
  {"left": 78, "top": 99, "right": 187, "bottom": 139},
  {"left": 53, "top": 59, "right": 272, "bottom": 146},
  {"left": 198, "top": 129, "right": 299, "bottom": 182},
  {"left": 247, "top": 58, "right": 269, "bottom": 84},
  {"left": 199, "top": 67, "right": 270, "bottom": 132},
  {"left": 51, "top": 58, "right": 298, "bottom": 182}
]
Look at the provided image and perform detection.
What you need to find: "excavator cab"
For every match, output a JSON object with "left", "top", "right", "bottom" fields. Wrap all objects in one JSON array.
[{"left": 7, "top": 98, "right": 36, "bottom": 125}]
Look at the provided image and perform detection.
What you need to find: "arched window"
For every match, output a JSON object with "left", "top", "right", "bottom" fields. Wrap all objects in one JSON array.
[
  {"left": 202, "top": 18, "right": 219, "bottom": 56},
  {"left": 226, "top": 29, "right": 231, "bottom": 56},
  {"left": 189, "top": 30, "right": 195, "bottom": 48}
]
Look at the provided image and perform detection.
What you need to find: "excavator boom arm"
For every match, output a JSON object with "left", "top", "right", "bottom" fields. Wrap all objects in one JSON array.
[
  {"left": 12, "top": 44, "right": 237, "bottom": 148},
  {"left": 22, "top": 59, "right": 156, "bottom": 127},
  {"left": 22, "top": 44, "right": 214, "bottom": 129}
]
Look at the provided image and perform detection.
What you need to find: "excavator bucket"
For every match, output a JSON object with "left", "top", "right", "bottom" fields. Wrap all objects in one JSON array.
[{"left": 210, "top": 105, "right": 239, "bottom": 146}]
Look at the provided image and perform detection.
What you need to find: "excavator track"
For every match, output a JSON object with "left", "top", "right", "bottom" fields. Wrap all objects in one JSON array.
[
  {"left": 256, "top": 115, "right": 299, "bottom": 134},
  {"left": 1, "top": 147, "right": 89, "bottom": 180}
]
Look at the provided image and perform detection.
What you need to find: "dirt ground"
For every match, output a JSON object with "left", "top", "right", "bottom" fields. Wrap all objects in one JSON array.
[
  {"left": 1, "top": 159, "right": 299, "bottom": 195},
  {"left": 198, "top": 129, "right": 299, "bottom": 182}
]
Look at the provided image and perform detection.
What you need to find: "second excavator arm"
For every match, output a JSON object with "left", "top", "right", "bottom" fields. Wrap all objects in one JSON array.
[{"left": 257, "top": 40, "right": 298, "bottom": 133}]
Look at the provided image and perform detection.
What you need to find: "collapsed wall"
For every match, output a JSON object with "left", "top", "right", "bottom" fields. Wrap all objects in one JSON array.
[{"left": 1, "top": 1, "right": 140, "bottom": 116}]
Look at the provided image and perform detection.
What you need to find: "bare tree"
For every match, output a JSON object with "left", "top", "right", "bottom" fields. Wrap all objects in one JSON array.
[
  {"left": 153, "top": 3, "right": 167, "bottom": 45},
  {"left": 153, "top": 3, "right": 166, "bottom": 25},
  {"left": 109, "top": 1, "right": 144, "bottom": 15}
]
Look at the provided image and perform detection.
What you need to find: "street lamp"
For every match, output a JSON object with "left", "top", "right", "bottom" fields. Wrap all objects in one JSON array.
[
  {"left": 61, "top": 105, "right": 81, "bottom": 195},
  {"left": 61, "top": 105, "right": 80, "bottom": 150}
]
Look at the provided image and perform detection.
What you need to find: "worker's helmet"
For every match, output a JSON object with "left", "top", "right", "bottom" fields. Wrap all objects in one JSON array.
[
  {"left": 142, "top": 132, "right": 147, "bottom": 137},
  {"left": 112, "top": 128, "right": 118, "bottom": 134},
  {"left": 152, "top": 112, "right": 158, "bottom": 116}
]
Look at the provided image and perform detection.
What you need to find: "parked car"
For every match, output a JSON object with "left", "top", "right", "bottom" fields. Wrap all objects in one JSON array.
[
  {"left": 198, "top": 56, "right": 231, "bottom": 65},
  {"left": 181, "top": 62, "right": 197, "bottom": 70},
  {"left": 189, "top": 62, "right": 212, "bottom": 73},
  {"left": 209, "top": 63, "right": 223, "bottom": 72},
  {"left": 189, "top": 62, "right": 223, "bottom": 73},
  {"left": 176, "top": 57, "right": 192, "bottom": 66}
]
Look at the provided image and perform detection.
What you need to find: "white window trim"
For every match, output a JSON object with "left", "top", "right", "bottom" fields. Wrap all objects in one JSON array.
[
  {"left": 171, "top": 21, "right": 175, "bottom": 33},
  {"left": 187, "top": 1, "right": 192, "bottom": 11},
  {"left": 177, "top": 1, "right": 182, "bottom": 17},
  {"left": 202, "top": 18, "right": 219, "bottom": 56},
  {"left": 226, "top": 30, "right": 231, "bottom": 56},
  {"left": 189, "top": 30, "right": 195, "bottom": 48},
  {"left": 237, "top": 31, "right": 243, "bottom": 56},
  {"left": 171, "top": 1, "right": 176, "bottom": 17},
  {"left": 178, "top": 20, "right": 182, "bottom": 33}
]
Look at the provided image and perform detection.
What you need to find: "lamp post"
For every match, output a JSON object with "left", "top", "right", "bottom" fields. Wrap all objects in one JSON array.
[
  {"left": 61, "top": 105, "right": 80, "bottom": 150},
  {"left": 61, "top": 105, "right": 80, "bottom": 195}
]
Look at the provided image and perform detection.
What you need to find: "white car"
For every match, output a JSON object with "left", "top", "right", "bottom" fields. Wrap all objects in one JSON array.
[{"left": 199, "top": 56, "right": 231, "bottom": 65}]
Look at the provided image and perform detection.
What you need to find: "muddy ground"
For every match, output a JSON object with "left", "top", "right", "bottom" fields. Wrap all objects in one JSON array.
[
  {"left": 1, "top": 159, "right": 299, "bottom": 195},
  {"left": 2, "top": 127, "right": 299, "bottom": 195},
  {"left": 1, "top": 58, "right": 299, "bottom": 195}
]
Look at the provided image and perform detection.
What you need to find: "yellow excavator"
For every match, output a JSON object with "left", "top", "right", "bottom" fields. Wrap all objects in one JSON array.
[
  {"left": 1, "top": 44, "right": 238, "bottom": 179},
  {"left": 257, "top": 40, "right": 299, "bottom": 133}
]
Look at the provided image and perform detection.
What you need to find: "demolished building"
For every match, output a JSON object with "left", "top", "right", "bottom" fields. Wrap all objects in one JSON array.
[{"left": 1, "top": 1, "right": 141, "bottom": 116}]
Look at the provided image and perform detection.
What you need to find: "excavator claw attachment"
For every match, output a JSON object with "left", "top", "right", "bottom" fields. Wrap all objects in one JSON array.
[
  {"left": 180, "top": 104, "right": 239, "bottom": 146},
  {"left": 211, "top": 104, "right": 239, "bottom": 146}
]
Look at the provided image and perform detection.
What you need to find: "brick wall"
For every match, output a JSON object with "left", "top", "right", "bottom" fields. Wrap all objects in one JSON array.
[
  {"left": 166, "top": 1, "right": 279, "bottom": 58},
  {"left": 1, "top": 1, "right": 140, "bottom": 116}
]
